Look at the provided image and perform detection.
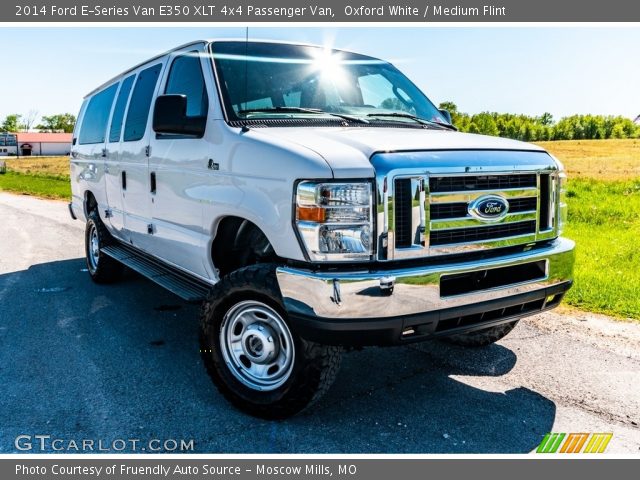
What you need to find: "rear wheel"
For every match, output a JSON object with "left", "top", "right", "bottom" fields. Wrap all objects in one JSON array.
[
  {"left": 199, "top": 264, "right": 341, "bottom": 419},
  {"left": 85, "top": 211, "right": 123, "bottom": 283},
  {"left": 443, "top": 320, "right": 519, "bottom": 347}
]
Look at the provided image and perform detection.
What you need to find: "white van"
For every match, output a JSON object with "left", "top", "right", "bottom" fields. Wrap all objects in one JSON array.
[{"left": 70, "top": 40, "right": 575, "bottom": 418}]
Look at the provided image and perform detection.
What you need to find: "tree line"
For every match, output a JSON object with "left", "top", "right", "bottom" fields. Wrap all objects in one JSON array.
[
  {"left": 1, "top": 113, "right": 76, "bottom": 133},
  {"left": 2, "top": 106, "right": 639, "bottom": 140},
  {"left": 439, "top": 102, "right": 639, "bottom": 141}
]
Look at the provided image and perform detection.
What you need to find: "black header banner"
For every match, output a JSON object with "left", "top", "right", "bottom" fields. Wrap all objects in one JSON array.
[{"left": 4, "top": 0, "right": 640, "bottom": 22}]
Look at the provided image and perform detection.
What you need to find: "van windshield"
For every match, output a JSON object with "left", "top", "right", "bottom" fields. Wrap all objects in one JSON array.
[{"left": 210, "top": 41, "right": 448, "bottom": 127}]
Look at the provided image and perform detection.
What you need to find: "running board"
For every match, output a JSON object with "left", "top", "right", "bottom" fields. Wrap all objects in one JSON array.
[{"left": 101, "top": 243, "right": 212, "bottom": 302}]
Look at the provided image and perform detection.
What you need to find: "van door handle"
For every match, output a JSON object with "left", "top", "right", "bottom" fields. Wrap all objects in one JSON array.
[
  {"left": 121, "top": 171, "right": 127, "bottom": 190},
  {"left": 150, "top": 172, "right": 156, "bottom": 194},
  {"left": 101, "top": 148, "right": 107, "bottom": 158}
]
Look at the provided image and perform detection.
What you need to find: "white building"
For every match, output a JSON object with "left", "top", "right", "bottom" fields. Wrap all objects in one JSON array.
[
  {"left": 634, "top": 115, "right": 640, "bottom": 125},
  {"left": 0, "top": 133, "right": 17, "bottom": 156},
  {"left": 16, "top": 132, "right": 72, "bottom": 156}
]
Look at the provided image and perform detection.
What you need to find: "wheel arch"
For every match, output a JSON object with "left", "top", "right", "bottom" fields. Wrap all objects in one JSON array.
[
  {"left": 211, "top": 215, "right": 282, "bottom": 278},
  {"left": 83, "top": 190, "right": 98, "bottom": 219}
]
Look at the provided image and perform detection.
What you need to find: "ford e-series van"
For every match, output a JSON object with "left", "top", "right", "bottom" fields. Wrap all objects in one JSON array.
[{"left": 70, "top": 40, "right": 574, "bottom": 418}]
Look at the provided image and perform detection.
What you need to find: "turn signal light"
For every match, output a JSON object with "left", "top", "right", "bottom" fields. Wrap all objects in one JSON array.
[{"left": 297, "top": 206, "right": 326, "bottom": 222}]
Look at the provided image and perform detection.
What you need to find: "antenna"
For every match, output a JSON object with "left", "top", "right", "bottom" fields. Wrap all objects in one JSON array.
[{"left": 243, "top": 26, "right": 249, "bottom": 112}]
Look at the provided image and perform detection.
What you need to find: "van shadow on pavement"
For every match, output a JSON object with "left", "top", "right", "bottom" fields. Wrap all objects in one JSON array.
[{"left": 0, "top": 258, "right": 555, "bottom": 453}]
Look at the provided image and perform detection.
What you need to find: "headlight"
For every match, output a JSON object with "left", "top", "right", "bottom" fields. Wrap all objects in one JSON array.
[{"left": 295, "top": 181, "right": 373, "bottom": 261}]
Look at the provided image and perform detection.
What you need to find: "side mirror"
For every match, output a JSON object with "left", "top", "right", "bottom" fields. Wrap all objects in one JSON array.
[
  {"left": 438, "top": 109, "right": 453, "bottom": 125},
  {"left": 153, "top": 94, "right": 205, "bottom": 137}
]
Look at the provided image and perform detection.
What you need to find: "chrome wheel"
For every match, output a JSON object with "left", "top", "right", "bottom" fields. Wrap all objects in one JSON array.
[
  {"left": 88, "top": 224, "right": 100, "bottom": 272},
  {"left": 220, "top": 300, "right": 295, "bottom": 391}
]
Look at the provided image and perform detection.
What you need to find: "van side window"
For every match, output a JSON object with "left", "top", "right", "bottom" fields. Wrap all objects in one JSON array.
[
  {"left": 165, "top": 51, "right": 208, "bottom": 117},
  {"left": 78, "top": 83, "right": 118, "bottom": 145},
  {"left": 124, "top": 63, "right": 162, "bottom": 142},
  {"left": 108, "top": 74, "right": 135, "bottom": 143}
]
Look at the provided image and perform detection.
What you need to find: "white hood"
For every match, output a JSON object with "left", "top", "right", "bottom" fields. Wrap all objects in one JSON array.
[{"left": 250, "top": 126, "right": 546, "bottom": 178}]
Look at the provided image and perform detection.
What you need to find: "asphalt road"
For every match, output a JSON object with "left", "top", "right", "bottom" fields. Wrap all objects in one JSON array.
[{"left": 0, "top": 192, "right": 639, "bottom": 453}]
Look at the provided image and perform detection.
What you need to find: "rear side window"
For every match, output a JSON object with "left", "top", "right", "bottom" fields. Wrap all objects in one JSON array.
[
  {"left": 124, "top": 63, "right": 162, "bottom": 142},
  {"left": 108, "top": 74, "right": 135, "bottom": 143},
  {"left": 78, "top": 84, "right": 118, "bottom": 145},
  {"left": 165, "top": 52, "right": 208, "bottom": 117}
]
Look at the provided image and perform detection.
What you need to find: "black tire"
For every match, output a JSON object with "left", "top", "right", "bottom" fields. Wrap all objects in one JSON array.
[
  {"left": 199, "top": 264, "right": 341, "bottom": 419},
  {"left": 85, "top": 210, "right": 123, "bottom": 284},
  {"left": 443, "top": 320, "right": 519, "bottom": 347}
]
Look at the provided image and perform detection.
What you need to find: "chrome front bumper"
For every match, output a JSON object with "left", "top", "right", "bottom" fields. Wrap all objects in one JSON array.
[{"left": 276, "top": 237, "right": 575, "bottom": 345}]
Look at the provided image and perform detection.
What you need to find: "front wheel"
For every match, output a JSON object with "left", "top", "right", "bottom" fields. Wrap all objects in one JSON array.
[{"left": 199, "top": 264, "right": 341, "bottom": 419}]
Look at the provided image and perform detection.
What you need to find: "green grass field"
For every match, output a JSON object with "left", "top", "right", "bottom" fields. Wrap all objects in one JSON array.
[
  {"left": 0, "top": 170, "right": 71, "bottom": 199},
  {"left": 563, "top": 179, "right": 640, "bottom": 319},
  {"left": 1, "top": 140, "right": 639, "bottom": 319}
]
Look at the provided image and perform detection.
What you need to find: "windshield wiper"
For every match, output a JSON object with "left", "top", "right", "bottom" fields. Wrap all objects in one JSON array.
[
  {"left": 367, "top": 112, "right": 456, "bottom": 130},
  {"left": 238, "top": 107, "right": 369, "bottom": 124}
]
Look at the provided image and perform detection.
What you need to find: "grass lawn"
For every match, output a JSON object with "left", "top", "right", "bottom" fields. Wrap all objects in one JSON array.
[
  {"left": 0, "top": 156, "right": 71, "bottom": 199},
  {"left": 1, "top": 140, "right": 639, "bottom": 319},
  {"left": 0, "top": 170, "right": 71, "bottom": 199},
  {"left": 535, "top": 140, "right": 640, "bottom": 319},
  {"left": 563, "top": 179, "right": 640, "bottom": 319}
]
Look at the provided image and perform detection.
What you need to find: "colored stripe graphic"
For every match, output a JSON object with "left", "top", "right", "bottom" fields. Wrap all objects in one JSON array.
[
  {"left": 559, "top": 433, "right": 589, "bottom": 453},
  {"left": 537, "top": 432, "right": 613, "bottom": 453},
  {"left": 537, "top": 433, "right": 566, "bottom": 453},
  {"left": 584, "top": 433, "right": 613, "bottom": 453}
]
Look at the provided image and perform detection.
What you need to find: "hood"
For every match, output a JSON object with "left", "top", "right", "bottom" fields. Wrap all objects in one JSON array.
[{"left": 249, "top": 126, "right": 546, "bottom": 178}]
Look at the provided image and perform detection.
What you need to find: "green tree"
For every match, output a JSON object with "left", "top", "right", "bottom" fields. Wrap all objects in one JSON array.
[
  {"left": 1, "top": 114, "right": 21, "bottom": 132},
  {"left": 539, "top": 112, "right": 554, "bottom": 126},
  {"left": 424, "top": 104, "right": 638, "bottom": 141},
  {"left": 610, "top": 124, "right": 625, "bottom": 139},
  {"left": 471, "top": 112, "right": 499, "bottom": 136},
  {"left": 36, "top": 113, "right": 76, "bottom": 133}
]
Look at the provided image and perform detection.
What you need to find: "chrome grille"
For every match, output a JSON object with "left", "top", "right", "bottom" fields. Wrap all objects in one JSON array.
[
  {"left": 429, "top": 174, "right": 537, "bottom": 192},
  {"left": 387, "top": 172, "right": 554, "bottom": 259},
  {"left": 394, "top": 178, "right": 414, "bottom": 248},
  {"left": 430, "top": 220, "right": 537, "bottom": 246},
  {"left": 427, "top": 173, "right": 540, "bottom": 251},
  {"left": 373, "top": 150, "right": 561, "bottom": 261},
  {"left": 430, "top": 197, "right": 537, "bottom": 220}
]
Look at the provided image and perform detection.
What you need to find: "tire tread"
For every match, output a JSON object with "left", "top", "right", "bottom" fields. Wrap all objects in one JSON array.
[{"left": 199, "top": 264, "right": 341, "bottom": 419}]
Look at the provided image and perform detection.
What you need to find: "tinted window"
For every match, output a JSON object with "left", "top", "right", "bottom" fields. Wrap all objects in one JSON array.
[
  {"left": 211, "top": 42, "right": 446, "bottom": 124},
  {"left": 165, "top": 52, "right": 208, "bottom": 117},
  {"left": 108, "top": 74, "right": 135, "bottom": 143},
  {"left": 78, "top": 84, "right": 118, "bottom": 145},
  {"left": 124, "top": 63, "right": 162, "bottom": 142}
]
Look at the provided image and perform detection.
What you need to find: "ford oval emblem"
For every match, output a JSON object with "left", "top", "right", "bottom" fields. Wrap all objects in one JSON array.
[{"left": 468, "top": 195, "right": 509, "bottom": 221}]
